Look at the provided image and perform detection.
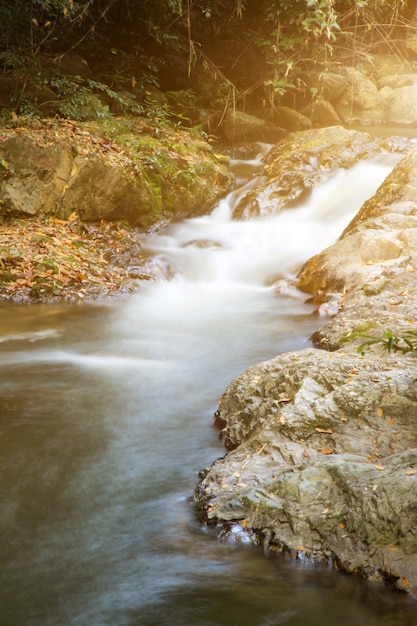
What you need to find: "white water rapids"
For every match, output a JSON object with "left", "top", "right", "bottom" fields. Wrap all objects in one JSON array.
[{"left": 1, "top": 147, "right": 416, "bottom": 626}]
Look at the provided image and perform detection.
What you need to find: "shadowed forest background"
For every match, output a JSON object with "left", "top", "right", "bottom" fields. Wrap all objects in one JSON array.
[{"left": 0, "top": 1, "right": 416, "bottom": 131}]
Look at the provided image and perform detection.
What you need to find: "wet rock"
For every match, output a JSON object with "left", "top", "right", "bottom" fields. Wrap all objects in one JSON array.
[
  {"left": 196, "top": 125, "right": 417, "bottom": 594},
  {"left": 196, "top": 349, "right": 417, "bottom": 594},
  {"left": 232, "top": 126, "right": 393, "bottom": 219},
  {"left": 342, "top": 147, "right": 417, "bottom": 236}
]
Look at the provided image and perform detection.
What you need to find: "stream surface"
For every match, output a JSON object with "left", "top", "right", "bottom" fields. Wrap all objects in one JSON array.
[{"left": 1, "top": 148, "right": 417, "bottom": 626}]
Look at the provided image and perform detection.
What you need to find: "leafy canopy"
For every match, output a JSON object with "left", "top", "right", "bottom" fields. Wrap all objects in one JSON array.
[{"left": 0, "top": 0, "right": 413, "bottom": 120}]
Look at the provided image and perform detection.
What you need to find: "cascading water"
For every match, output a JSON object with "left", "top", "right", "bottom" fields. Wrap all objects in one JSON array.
[{"left": 0, "top": 147, "right": 416, "bottom": 626}]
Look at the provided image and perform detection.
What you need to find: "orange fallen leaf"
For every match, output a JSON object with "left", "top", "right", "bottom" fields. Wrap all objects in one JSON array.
[
  {"left": 405, "top": 469, "right": 417, "bottom": 476},
  {"left": 321, "top": 448, "right": 334, "bottom": 455},
  {"left": 315, "top": 428, "right": 333, "bottom": 434},
  {"left": 294, "top": 546, "right": 305, "bottom": 554},
  {"left": 387, "top": 418, "right": 396, "bottom": 425}
]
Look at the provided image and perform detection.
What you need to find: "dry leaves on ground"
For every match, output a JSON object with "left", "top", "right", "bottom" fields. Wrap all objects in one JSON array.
[{"left": 0, "top": 217, "right": 146, "bottom": 303}]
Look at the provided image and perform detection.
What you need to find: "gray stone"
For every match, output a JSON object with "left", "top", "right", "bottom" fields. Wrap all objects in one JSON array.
[
  {"left": 333, "top": 68, "right": 383, "bottom": 125},
  {"left": 196, "top": 128, "right": 417, "bottom": 595},
  {"left": 272, "top": 105, "right": 311, "bottom": 132},
  {"left": 220, "top": 110, "right": 286, "bottom": 144},
  {"left": 303, "top": 97, "right": 341, "bottom": 127},
  {"left": 385, "top": 85, "right": 417, "bottom": 124}
]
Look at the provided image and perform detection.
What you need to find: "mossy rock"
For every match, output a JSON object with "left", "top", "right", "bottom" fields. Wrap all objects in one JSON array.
[{"left": 0, "top": 117, "right": 232, "bottom": 229}]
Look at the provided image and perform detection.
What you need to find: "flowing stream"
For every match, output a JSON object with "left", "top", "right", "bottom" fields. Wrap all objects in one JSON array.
[{"left": 1, "top": 148, "right": 417, "bottom": 626}]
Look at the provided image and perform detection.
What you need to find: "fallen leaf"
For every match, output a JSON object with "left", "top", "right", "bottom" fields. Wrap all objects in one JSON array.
[
  {"left": 321, "top": 448, "right": 334, "bottom": 455},
  {"left": 315, "top": 427, "right": 333, "bottom": 434},
  {"left": 377, "top": 407, "right": 384, "bottom": 417},
  {"left": 387, "top": 418, "right": 396, "bottom": 425},
  {"left": 405, "top": 469, "right": 417, "bottom": 476},
  {"left": 374, "top": 464, "right": 384, "bottom": 471}
]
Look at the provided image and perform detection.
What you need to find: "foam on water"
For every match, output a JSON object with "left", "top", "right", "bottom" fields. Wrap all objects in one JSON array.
[{"left": 141, "top": 154, "right": 399, "bottom": 288}]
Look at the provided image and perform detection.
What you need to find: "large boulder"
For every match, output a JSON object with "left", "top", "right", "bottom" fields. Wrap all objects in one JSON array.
[
  {"left": 0, "top": 118, "right": 232, "bottom": 229},
  {"left": 297, "top": 147, "right": 417, "bottom": 350},
  {"left": 308, "top": 61, "right": 417, "bottom": 127},
  {"left": 219, "top": 110, "right": 286, "bottom": 144},
  {"left": 332, "top": 68, "right": 384, "bottom": 125},
  {"left": 196, "top": 348, "right": 417, "bottom": 594},
  {"left": 271, "top": 105, "right": 311, "bottom": 132},
  {"left": 383, "top": 85, "right": 417, "bottom": 125},
  {"left": 302, "top": 97, "right": 341, "bottom": 127}
]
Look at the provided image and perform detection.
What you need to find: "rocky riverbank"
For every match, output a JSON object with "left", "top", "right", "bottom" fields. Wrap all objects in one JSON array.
[
  {"left": 195, "top": 129, "right": 417, "bottom": 596},
  {"left": 0, "top": 117, "right": 232, "bottom": 302}
]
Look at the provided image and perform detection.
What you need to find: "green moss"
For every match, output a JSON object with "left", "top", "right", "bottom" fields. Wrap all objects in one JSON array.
[
  {"left": 0, "top": 271, "right": 18, "bottom": 283},
  {"left": 36, "top": 259, "right": 59, "bottom": 274}
]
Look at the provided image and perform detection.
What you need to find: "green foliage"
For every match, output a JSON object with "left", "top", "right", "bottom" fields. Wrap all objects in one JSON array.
[
  {"left": 0, "top": 0, "right": 415, "bottom": 123},
  {"left": 49, "top": 75, "right": 144, "bottom": 120},
  {"left": 0, "top": 0, "right": 89, "bottom": 56},
  {"left": 357, "top": 330, "right": 417, "bottom": 356}
]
